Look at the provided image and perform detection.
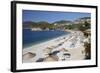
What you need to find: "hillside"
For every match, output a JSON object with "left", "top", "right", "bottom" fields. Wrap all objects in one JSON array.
[{"left": 23, "top": 17, "right": 91, "bottom": 31}]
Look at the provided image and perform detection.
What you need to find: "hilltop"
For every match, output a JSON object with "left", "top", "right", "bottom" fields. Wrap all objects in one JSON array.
[{"left": 23, "top": 17, "right": 91, "bottom": 31}]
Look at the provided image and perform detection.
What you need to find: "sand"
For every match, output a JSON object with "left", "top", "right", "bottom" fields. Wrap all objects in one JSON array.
[{"left": 23, "top": 30, "right": 86, "bottom": 63}]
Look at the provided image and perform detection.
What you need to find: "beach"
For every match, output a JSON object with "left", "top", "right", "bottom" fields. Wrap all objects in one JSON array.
[{"left": 23, "top": 30, "right": 86, "bottom": 63}]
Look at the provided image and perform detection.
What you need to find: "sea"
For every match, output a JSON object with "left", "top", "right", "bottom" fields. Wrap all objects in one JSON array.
[{"left": 23, "top": 29, "right": 69, "bottom": 48}]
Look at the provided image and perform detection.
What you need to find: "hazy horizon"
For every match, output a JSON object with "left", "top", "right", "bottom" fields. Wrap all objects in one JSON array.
[{"left": 23, "top": 10, "right": 91, "bottom": 23}]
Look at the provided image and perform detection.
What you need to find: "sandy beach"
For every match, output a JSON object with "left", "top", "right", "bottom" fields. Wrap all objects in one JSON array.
[{"left": 23, "top": 30, "right": 86, "bottom": 63}]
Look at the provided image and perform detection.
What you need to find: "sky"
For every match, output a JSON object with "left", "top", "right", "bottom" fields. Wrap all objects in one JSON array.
[{"left": 23, "top": 10, "right": 91, "bottom": 23}]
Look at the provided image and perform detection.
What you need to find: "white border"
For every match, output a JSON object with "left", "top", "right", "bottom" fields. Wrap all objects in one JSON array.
[{"left": 16, "top": 3, "right": 96, "bottom": 70}]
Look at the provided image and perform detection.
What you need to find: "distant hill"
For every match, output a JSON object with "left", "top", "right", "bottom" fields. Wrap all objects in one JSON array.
[
  {"left": 23, "top": 21, "right": 37, "bottom": 25},
  {"left": 74, "top": 17, "right": 91, "bottom": 24},
  {"left": 23, "top": 21, "right": 37, "bottom": 28},
  {"left": 37, "top": 21, "right": 50, "bottom": 25},
  {"left": 53, "top": 20, "right": 73, "bottom": 25},
  {"left": 79, "top": 17, "right": 91, "bottom": 20},
  {"left": 23, "top": 17, "right": 91, "bottom": 30},
  {"left": 23, "top": 21, "right": 53, "bottom": 29}
]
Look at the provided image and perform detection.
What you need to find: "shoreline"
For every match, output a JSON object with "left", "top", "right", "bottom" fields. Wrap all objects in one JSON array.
[
  {"left": 23, "top": 30, "right": 86, "bottom": 63},
  {"left": 23, "top": 33, "right": 70, "bottom": 53},
  {"left": 23, "top": 31, "right": 70, "bottom": 49}
]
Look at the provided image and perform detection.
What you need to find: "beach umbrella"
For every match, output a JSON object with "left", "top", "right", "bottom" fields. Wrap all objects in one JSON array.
[
  {"left": 36, "top": 58, "right": 44, "bottom": 62},
  {"left": 49, "top": 51, "right": 60, "bottom": 55}
]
